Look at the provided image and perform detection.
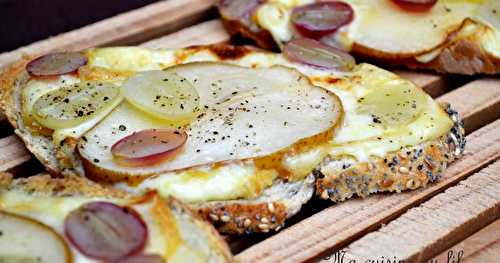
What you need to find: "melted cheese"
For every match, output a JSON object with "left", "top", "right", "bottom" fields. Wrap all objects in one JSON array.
[
  {"left": 22, "top": 76, "right": 79, "bottom": 128},
  {"left": 0, "top": 190, "right": 110, "bottom": 263},
  {"left": 22, "top": 47, "right": 453, "bottom": 205},
  {"left": 122, "top": 161, "right": 277, "bottom": 202},
  {"left": 256, "top": 0, "right": 500, "bottom": 59},
  {"left": 320, "top": 64, "right": 452, "bottom": 162},
  {"left": 0, "top": 188, "right": 223, "bottom": 262}
]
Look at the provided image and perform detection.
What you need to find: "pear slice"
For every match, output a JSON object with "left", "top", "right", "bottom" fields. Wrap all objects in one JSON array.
[
  {"left": 0, "top": 211, "right": 71, "bottom": 263},
  {"left": 78, "top": 62, "right": 342, "bottom": 179}
]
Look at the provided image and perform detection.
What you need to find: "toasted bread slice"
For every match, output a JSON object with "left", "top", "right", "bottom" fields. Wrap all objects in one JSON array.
[
  {"left": 0, "top": 172, "right": 232, "bottom": 262},
  {"left": 0, "top": 45, "right": 464, "bottom": 234},
  {"left": 0, "top": 47, "right": 328, "bottom": 234},
  {"left": 218, "top": 0, "right": 500, "bottom": 75},
  {"left": 314, "top": 103, "right": 465, "bottom": 201}
]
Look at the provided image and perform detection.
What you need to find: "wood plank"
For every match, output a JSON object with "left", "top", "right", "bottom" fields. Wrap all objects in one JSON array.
[
  {"left": 433, "top": 219, "right": 500, "bottom": 263},
  {"left": 438, "top": 78, "right": 500, "bottom": 134},
  {"left": 0, "top": 135, "right": 31, "bottom": 172},
  {"left": 0, "top": 0, "right": 217, "bottom": 69},
  {"left": 141, "top": 20, "right": 228, "bottom": 48},
  {"left": 235, "top": 119, "right": 500, "bottom": 263},
  {"left": 339, "top": 160, "right": 500, "bottom": 262}
]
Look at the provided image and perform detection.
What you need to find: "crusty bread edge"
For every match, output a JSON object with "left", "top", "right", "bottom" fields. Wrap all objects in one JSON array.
[
  {"left": 0, "top": 57, "right": 66, "bottom": 176},
  {"left": 192, "top": 174, "right": 315, "bottom": 234},
  {"left": 314, "top": 103, "right": 466, "bottom": 202}
]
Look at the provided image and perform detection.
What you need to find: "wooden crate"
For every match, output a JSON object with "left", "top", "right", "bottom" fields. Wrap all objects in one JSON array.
[{"left": 0, "top": 1, "right": 498, "bottom": 262}]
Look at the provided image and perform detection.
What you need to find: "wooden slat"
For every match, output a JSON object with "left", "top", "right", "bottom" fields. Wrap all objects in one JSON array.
[
  {"left": 438, "top": 78, "right": 500, "bottom": 134},
  {"left": 141, "top": 20, "right": 228, "bottom": 49},
  {"left": 236, "top": 117, "right": 500, "bottom": 262},
  {"left": 0, "top": 0, "right": 217, "bottom": 69},
  {"left": 340, "top": 160, "right": 500, "bottom": 262},
  {"left": 0, "top": 135, "right": 31, "bottom": 172},
  {"left": 432, "top": 219, "right": 500, "bottom": 263}
]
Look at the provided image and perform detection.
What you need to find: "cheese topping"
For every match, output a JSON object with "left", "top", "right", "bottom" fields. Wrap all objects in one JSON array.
[{"left": 22, "top": 47, "right": 453, "bottom": 204}]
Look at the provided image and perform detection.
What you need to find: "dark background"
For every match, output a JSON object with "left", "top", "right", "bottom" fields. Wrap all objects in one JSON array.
[{"left": 0, "top": 0, "right": 161, "bottom": 52}]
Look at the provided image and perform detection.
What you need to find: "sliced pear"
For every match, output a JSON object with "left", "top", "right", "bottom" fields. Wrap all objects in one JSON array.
[
  {"left": 356, "top": 72, "right": 427, "bottom": 128},
  {"left": 121, "top": 70, "right": 200, "bottom": 124},
  {"left": 32, "top": 81, "right": 121, "bottom": 130},
  {"left": 0, "top": 211, "right": 71, "bottom": 263},
  {"left": 78, "top": 62, "right": 342, "bottom": 177},
  {"left": 326, "top": 63, "right": 454, "bottom": 162},
  {"left": 258, "top": 0, "right": 500, "bottom": 58},
  {"left": 345, "top": 0, "right": 478, "bottom": 55}
]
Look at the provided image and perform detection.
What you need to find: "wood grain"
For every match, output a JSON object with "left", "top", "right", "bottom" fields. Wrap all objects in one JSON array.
[
  {"left": 438, "top": 78, "right": 500, "bottom": 134},
  {"left": 340, "top": 160, "right": 500, "bottom": 262},
  {"left": 0, "top": 135, "right": 31, "bottom": 172},
  {"left": 141, "top": 20, "right": 229, "bottom": 49},
  {"left": 0, "top": 0, "right": 217, "bottom": 69},
  {"left": 236, "top": 119, "right": 500, "bottom": 263},
  {"left": 432, "top": 219, "right": 500, "bottom": 263}
]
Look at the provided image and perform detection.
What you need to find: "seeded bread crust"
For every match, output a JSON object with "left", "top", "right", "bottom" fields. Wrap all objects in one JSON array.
[
  {"left": 194, "top": 174, "right": 314, "bottom": 234},
  {"left": 220, "top": 9, "right": 500, "bottom": 75},
  {"left": 314, "top": 104, "right": 466, "bottom": 202}
]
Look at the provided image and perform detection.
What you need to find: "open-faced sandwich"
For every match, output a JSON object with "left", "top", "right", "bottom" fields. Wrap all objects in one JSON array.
[
  {"left": 0, "top": 42, "right": 464, "bottom": 234},
  {"left": 0, "top": 172, "right": 232, "bottom": 262},
  {"left": 218, "top": 0, "right": 500, "bottom": 75}
]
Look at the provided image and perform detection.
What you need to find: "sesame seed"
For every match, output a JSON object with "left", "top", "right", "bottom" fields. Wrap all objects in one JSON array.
[
  {"left": 399, "top": 167, "right": 409, "bottom": 174},
  {"left": 209, "top": 214, "right": 219, "bottom": 221},
  {"left": 320, "top": 190, "right": 329, "bottom": 199},
  {"left": 258, "top": 224, "right": 269, "bottom": 231},
  {"left": 243, "top": 218, "right": 252, "bottom": 228},
  {"left": 267, "top": 203, "right": 275, "bottom": 213}
]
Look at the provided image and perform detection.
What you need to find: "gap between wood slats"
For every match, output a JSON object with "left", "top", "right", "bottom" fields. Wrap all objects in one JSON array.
[
  {"left": 338, "top": 160, "right": 500, "bottom": 263},
  {"left": 235, "top": 119, "right": 500, "bottom": 262},
  {"left": 434, "top": 218, "right": 500, "bottom": 262},
  {"left": 0, "top": 0, "right": 218, "bottom": 69}
]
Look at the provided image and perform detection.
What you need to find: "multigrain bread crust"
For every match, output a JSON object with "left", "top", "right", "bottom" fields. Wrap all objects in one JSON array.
[
  {"left": 220, "top": 10, "right": 500, "bottom": 75},
  {"left": 0, "top": 45, "right": 465, "bottom": 234},
  {"left": 314, "top": 104, "right": 466, "bottom": 202},
  {"left": 0, "top": 172, "right": 233, "bottom": 262}
]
